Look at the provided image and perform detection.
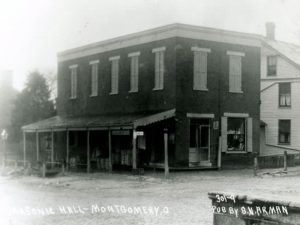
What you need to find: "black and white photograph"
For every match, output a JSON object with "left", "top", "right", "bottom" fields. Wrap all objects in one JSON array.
[{"left": 1, "top": 0, "right": 300, "bottom": 224}]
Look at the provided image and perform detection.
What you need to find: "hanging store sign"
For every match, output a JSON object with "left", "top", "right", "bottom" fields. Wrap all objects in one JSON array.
[
  {"left": 133, "top": 131, "right": 144, "bottom": 138},
  {"left": 135, "top": 131, "right": 144, "bottom": 136},
  {"left": 111, "top": 130, "right": 130, "bottom": 136},
  {"left": 213, "top": 121, "right": 219, "bottom": 130}
]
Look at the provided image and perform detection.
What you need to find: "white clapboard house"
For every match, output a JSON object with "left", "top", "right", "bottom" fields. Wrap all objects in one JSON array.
[{"left": 260, "top": 22, "right": 300, "bottom": 155}]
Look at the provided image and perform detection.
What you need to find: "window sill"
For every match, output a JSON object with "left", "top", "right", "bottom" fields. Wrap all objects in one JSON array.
[
  {"left": 229, "top": 90, "right": 243, "bottom": 94},
  {"left": 69, "top": 97, "right": 77, "bottom": 100},
  {"left": 193, "top": 88, "right": 208, "bottom": 91},
  {"left": 89, "top": 94, "right": 98, "bottom": 97},
  {"left": 278, "top": 143, "right": 291, "bottom": 146},
  {"left": 152, "top": 87, "right": 164, "bottom": 91},
  {"left": 129, "top": 90, "right": 138, "bottom": 93},
  {"left": 109, "top": 92, "right": 119, "bottom": 95},
  {"left": 278, "top": 106, "right": 291, "bottom": 109},
  {"left": 226, "top": 151, "right": 247, "bottom": 154}
]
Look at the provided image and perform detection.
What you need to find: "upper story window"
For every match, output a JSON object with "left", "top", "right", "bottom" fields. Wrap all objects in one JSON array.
[
  {"left": 278, "top": 119, "right": 291, "bottom": 145},
  {"left": 69, "top": 64, "right": 78, "bottom": 99},
  {"left": 152, "top": 47, "right": 166, "bottom": 90},
  {"left": 227, "top": 51, "right": 245, "bottom": 93},
  {"left": 128, "top": 52, "right": 140, "bottom": 93},
  {"left": 89, "top": 60, "right": 99, "bottom": 97},
  {"left": 191, "top": 47, "right": 211, "bottom": 91},
  {"left": 267, "top": 56, "right": 277, "bottom": 76},
  {"left": 279, "top": 82, "right": 291, "bottom": 107},
  {"left": 109, "top": 56, "right": 120, "bottom": 95}
]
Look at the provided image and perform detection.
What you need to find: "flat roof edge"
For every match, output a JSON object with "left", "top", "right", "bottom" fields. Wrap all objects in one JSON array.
[{"left": 57, "top": 23, "right": 263, "bottom": 62}]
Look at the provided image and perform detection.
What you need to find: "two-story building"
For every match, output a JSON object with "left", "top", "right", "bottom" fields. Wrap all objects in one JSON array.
[
  {"left": 22, "top": 23, "right": 261, "bottom": 171},
  {"left": 260, "top": 22, "right": 300, "bottom": 156}
]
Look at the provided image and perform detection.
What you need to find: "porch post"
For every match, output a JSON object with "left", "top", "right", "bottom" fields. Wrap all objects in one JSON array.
[
  {"left": 36, "top": 131, "right": 39, "bottom": 162},
  {"left": 51, "top": 130, "right": 54, "bottom": 167},
  {"left": 164, "top": 128, "right": 169, "bottom": 177},
  {"left": 23, "top": 132, "right": 26, "bottom": 167},
  {"left": 132, "top": 129, "right": 137, "bottom": 170},
  {"left": 66, "top": 130, "right": 69, "bottom": 171},
  {"left": 217, "top": 136, "right": 222, "bottom": 168},
  {"left": 87, "top": 129, "right": 90, "bottom": 173},
  {"left": 108, "top": 130, "right": 112, "bottom": 172}
]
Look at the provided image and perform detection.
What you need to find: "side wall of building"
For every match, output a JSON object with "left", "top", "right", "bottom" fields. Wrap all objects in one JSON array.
[
  {"left": 260, "top": 45, "right": 300, "bottom": 155},
  {"left": 174, "top": 37, "right": 261, "bottom": 167},
  {"left": 261, "top": 82, "right": 300, "bottom": 150},
  {"left": 57, "top": 38, "right": 177, "bottom": 117}
]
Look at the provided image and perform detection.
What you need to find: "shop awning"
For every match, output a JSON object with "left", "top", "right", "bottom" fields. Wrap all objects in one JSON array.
[
  {"left": 22, "top": 109, "right": 176, "bottom": 132},
  {"left": 133, "top": 109, "right": 175, "bottom": 128}
]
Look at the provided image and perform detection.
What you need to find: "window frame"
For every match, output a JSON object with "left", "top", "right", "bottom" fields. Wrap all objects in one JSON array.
[
  {"left": 89, "top": 60, "right": 99, "bottom": 97},
  {"left": 109, "top": 56, "right": 120, "bottom": 95},
  {"left": 191, "top": 47, "right": 211, "bottom": 91},
  {"left": 267, "top": 55, "right": 277, "bottom": 76},
  {"left": 278, "top": 82, "right": 291, "bottom": 108},
  {"left": 152, "top": 47, "right": 166, "bottom": 90},
  {"left": 69, "top": 64, "right": 78, "bottom": 99},
  {"left": 278, "top": 119, "right": 291, "bottom": 145},
  {"left": 128, "top": 52, "right": 140, "bottom": 93},
  {"left": 221, "top": 113, "right": 252, "bottom": 153},
  {"left": 227, "top": 51, "right": 245, "bottom": 93}
]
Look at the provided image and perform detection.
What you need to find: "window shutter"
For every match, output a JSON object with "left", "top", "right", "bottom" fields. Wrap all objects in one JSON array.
[
  {"left": 229, "top": 55, "right": 242, "bottom": 92},
  {"left": 130, "top": 58, "right": 134, "bottom": 91},
  {"left": 159, "top": 52, "right": 164, "bottom": 89},
  {"left": 199, "top": 52, "right": 207, "bottom": 90},
  {"left": 111, "top": 62, "right": 115, "bottom": 93},
  {"left": 237, "top": 57, "right": 242, "bottom": 91},
  {"left": 115, "top": 60, "right": 119, "bottom": 93},
  {"left": 73, "top": 68, "right": 77, "bottom": 98},
  {"left": 154, "top": 52, "right": 160, "bottom": 89},
  {"left": 135, "top": 56, "right": 139, "bottom": 91},
  {"left": 221, "top": 117, "right": 227, "bottom": 152},
  {"left": 193, "top": 52, "right": 200, "bottom": 90},
  {"left": 229, "top": 57, "right": 235, "bottom": 92},
  {"left": 94, "top": 64, "right": 98, "bottom": 95},
  {"left": 247, "top": 117, "right": 253, "bottom": 152}
]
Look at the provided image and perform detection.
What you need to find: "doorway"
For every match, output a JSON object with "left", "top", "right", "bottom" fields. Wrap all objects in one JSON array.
[{"left": 189, "top": 119, "right": 211, "bottom": 167}]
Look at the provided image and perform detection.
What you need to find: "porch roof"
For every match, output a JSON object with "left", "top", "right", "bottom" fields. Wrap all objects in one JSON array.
[{"left": 22, "top": 109, "right": 176, "bottom": 132}]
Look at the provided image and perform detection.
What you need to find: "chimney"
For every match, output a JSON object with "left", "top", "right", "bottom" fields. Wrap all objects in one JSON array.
[{"left": 265, "top": 22, "right": 275, "bottom": 40}]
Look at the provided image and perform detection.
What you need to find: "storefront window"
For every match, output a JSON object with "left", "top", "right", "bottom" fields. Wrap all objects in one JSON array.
[{"left": 227, "top": 118, "right": 246, "bottom": 151}]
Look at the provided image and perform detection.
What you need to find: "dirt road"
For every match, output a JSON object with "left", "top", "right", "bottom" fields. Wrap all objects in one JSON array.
[{"left": 1, "top": 168, "right": 300, "bottom": 225}]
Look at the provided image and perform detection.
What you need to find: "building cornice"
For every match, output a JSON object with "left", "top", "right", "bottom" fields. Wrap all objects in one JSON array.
[{"left": 57, "top": 23, "right": 262, "bottom": 62}]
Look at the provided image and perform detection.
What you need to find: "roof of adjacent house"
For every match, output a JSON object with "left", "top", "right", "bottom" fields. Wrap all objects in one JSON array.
[{"left": 263, "top": 39, "right": 300, "bottom": 69}]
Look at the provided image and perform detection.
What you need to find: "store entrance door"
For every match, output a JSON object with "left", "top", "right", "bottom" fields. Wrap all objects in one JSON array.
[
  {"left": 198, "top": 125, "right": 210, "bottom": 162},
  {"left": 189, "top": 118, "right": 212, "bottom": 167}
]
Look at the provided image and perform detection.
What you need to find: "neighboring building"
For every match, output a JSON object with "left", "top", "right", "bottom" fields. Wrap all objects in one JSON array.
[
  {"left": 0, "top": 70, "right": 17, "bottom": 132},
  {"left": 23, "top": 24, "right": 261, "bottom": 171},
  {"left": 260, "top": 22, "right": 300, "bottom": 156}
]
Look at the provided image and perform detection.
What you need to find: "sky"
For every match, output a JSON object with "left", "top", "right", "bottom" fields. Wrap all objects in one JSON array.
[{"left": 0, "top": 0, "right": 300, "bottom": 91}]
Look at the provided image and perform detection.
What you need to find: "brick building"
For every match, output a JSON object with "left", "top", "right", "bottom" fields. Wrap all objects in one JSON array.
[{"left": 23, "top": 24, "right": 261, "bottom": 171}]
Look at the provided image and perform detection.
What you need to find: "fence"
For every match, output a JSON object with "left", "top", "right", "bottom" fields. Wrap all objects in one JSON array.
[
  {"left": 253, "top": 151, "right": 300, "bottom": 176},
  {"left": 1, "top": 159, "right": 65, "bottom": 177}
]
